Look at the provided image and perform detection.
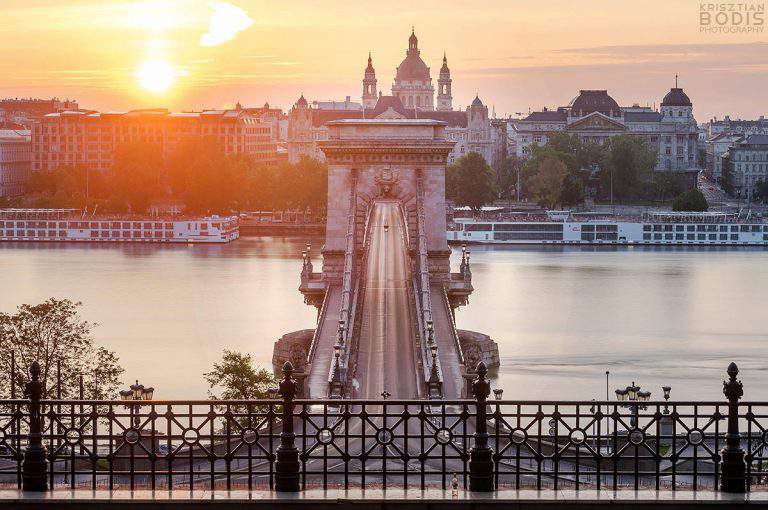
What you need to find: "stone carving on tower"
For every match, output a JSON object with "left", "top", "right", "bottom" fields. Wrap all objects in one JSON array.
[
  {"left": 391, "top": 28, "right": 435, "bottom": 111},
  {"left": 437, "top": 53, "right": 452, "bottom": 111},
  {"left": 374, "top": 166, "right": 400, "bottom": 198},
  {"left": 362, "top": 52, "right": 378, "bottom": 109}
]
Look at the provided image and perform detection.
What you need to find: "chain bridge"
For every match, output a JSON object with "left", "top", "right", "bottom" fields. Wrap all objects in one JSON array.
[{"left": 274, "top": 119, "right": 496, "bottom": 399}]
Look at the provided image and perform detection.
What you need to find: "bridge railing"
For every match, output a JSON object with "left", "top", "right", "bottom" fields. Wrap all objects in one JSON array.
[
  {"left": 328, "top": 174, "right": 358, "bottom": 397},
  {"left": 1, "top": 361, "right": 758, "bottom": 494},
  {"left": 414, "top": 175, "right": 444, "bottom": 398}
]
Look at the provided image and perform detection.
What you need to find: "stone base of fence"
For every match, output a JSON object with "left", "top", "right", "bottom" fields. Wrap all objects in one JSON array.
[{"left": 1, "top": 489, "right": 765, "bottom": 509}]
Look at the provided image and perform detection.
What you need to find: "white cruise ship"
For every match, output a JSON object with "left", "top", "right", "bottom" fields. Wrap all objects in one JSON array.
[
  {"left": 448, "top": 211, "right": 768, "bottom": 246},
  {"left": 0, "top": 209, "right": 239, "bottom": 244}
]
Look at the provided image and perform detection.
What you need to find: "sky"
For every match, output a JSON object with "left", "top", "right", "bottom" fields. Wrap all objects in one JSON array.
[{"left": 1, "top": 0, "right": 767, "bottom": 121}]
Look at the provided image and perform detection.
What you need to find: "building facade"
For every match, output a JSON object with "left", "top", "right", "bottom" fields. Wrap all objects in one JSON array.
[
  {"left": 287, "top": 30, "right": 496, "bottom": 166},
  {"left": 32, "top": 108, "right": 277, "bottom": 172},
  {"left": 723, "top": 134, "right": 768, "bottom": 199},
  {"left": 705, "top": 132, "right": 742, "bottom": 183},
  {"left": 705, "top": 116, "right": 768, "bottom": 139},
  {"left": 511, "top": 88, "right": 699, "bottom": 174},
  {"left": 0, "top": 127, "right": 31, "bottom": 197},
  {"left": 0, "top": 98, "right": 79, "bottom": 128}
]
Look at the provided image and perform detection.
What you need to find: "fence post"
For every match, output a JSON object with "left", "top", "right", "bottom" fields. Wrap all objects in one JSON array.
[
  {"left": 22, "top": 361, "right": 48, "bottom": 492},
  {"left": 275, "top": 361, "right": 300, "bottom": 492},
  {"left": 720, "top": 362, "right": 746, "bottom": 493},
  {"left": 469, "top": 361, "right": 494, "bottom": 492}
]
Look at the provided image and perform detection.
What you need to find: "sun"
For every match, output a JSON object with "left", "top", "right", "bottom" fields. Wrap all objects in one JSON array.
[{"left": 136, "top": 60, "right": 176, "bottom": 93}]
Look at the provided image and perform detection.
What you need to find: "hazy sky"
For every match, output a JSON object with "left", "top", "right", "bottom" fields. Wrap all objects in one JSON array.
[{"left": 2, "top": 0, "right": 767, "bottom": 120}]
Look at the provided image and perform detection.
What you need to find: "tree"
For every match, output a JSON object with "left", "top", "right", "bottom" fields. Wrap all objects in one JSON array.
[
  {"left": 494, "top": 156, "right": 522, "bottom": 200},
  {"left": 109, "top": 142, "right": 165, "bottom": 213},
  {"left": 204, "top": 350, "right": 276, "bottom": 401},
  {"left": 0, "top": 299, "right": 123, "bottom": 399},
  {"left": 755, "top": 180, "right": 768, "bottom": 203},
  {"left": 204, "top": 350, "right": 277, "bottom": 428},
  {"left": 530, "top": 157, "right": 568, "bottom": 209},
  {"left": 600, "top": 135, "right": 657, "bottom": 200},
  {"left": 672, "top": 189, "right": 708, "bottom": 211},
  {"left": 446, "top": 152, "right": 497, "bottom": 210},
  {"left": 560, "top": 174, "right": 585, "bottom": 206}
]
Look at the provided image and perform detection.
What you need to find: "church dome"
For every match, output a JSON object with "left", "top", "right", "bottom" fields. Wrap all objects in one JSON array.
[
  {"left": 569, "top": 90, "right": 620, "bottom": 116},
  {"left": 396, "top": 55, "right": 430, "bottom": 81},
  {"left": 661, "top": 87, "right": 692, "bottom": 107},
  {"left": 471, "top": 95, "right": 484, "bottom": 107},
  {"left": 296, "top": 95, "right": 308, "bottom": 108},
  {"left": 395, "top": 29, "right": 430, "bottom": 81}
]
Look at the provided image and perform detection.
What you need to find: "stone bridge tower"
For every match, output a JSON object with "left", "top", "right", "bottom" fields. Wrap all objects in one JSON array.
[{"left": 318, "top": 119, "right": 455, "bottom": 283}]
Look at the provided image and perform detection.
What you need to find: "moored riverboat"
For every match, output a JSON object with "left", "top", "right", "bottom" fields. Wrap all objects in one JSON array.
[
  {"left": 448, "top": 211, "right": 768, "bottom": 246},
  {"left": 0, "top": 208, "right": 239, "bottom": 244}
]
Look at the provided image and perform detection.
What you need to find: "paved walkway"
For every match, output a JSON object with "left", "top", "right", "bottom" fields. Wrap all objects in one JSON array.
[
  {"left": 1, "top": 489, "right": 765, "bottom": 508},
  {"left": 305, "top": 286, "right": 342, "bottom": 399}
]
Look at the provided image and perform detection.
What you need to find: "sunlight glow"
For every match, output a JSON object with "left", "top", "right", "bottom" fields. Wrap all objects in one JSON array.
[
  {"left": 136, "top": 60, "right": 177, "bottom": 92},
  {"left": 200, "top": 1, "right": 253, "bottom": 47},
  {"left": 128, "top": 1, "right": 179, "bottom": 31}
]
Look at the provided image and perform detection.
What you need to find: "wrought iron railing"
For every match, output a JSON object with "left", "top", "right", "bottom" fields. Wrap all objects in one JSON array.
[{"left": 0, "top": 361, "right": 761, "bottom": 493}]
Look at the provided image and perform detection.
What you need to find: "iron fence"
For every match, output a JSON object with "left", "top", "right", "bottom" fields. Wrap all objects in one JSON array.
[{"left": 0, "top": 361, "right": 762, "bottom": 493}]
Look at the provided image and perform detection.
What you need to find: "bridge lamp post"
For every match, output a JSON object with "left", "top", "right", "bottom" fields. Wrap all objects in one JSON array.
[
  {"left": 615, "top": 382, "right": 650, "bottom": 428},
  {"left": 662, "top": 385, "right": 672, "bottom": 415},
  {"left": 119, "top": 380, "right": 154, "bottom": 427}
]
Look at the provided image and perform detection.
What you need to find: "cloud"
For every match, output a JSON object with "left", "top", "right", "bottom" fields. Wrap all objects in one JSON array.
[{"left": 200, "top": 1, "right": 253, "bottom": 47}]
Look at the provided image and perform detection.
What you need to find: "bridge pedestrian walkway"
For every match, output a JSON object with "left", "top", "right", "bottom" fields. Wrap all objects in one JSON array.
[
  {"left": 428, "top": 284, "right": 464, "bottom": 398},
  {"left": 305, "top": 286, "right": 342, "bottom": 399}
]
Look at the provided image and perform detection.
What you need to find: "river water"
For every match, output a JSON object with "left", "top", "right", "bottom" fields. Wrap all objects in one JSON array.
[{"left": 1, "top": 238, "right": 766, "bottom": 401}]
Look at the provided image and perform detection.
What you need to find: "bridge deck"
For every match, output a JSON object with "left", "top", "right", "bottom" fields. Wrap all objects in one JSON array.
[
  {"left": 305, "top": 286, "right": 342, "bottom": 399},
  {"left": 353, "top": 202, "right": 421, "bottom": 399}
]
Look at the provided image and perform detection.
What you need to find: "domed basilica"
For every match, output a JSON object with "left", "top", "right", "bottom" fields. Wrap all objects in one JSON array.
[{"left": 288, "top": 30, "right": 497, "bottom": 166}]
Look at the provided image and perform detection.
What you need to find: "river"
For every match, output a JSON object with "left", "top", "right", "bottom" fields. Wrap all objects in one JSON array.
[{"left": 1, "top": 238, "right": 766, "bottom": 401}]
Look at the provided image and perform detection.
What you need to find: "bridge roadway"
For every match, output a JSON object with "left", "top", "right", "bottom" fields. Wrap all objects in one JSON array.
[{"left": 353, "top": 201, "right": 421, "bottom": 399}]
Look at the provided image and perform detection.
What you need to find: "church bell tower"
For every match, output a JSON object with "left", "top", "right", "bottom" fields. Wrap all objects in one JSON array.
[
  {"left": 362, "top": 52, "right": 378, "bottom": 109},
  {"left": 437, "top": 53, "right": 452, "bottom": 111}
]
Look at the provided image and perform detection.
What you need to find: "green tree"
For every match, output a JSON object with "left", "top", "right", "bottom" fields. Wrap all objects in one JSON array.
[
  {"left": 109, "top": 142, "right": 165, "bottom": 213},
  {"left": 446, "top": 152, "right": 497, "bottom": 210},
  {"left": 531, "top": 157, "right": 568, "bottom": 209},
  {"left": 672, "top": 189, "right": 709, "bottom": 211},
  {"left": 0, "top": 299, "right": 124, "bottom": 399},
  {"left": 560, "top": 174, "right": 585, "bottom": 206},
  {"left": 494, "top": 156, "right": 522, "bottom": 200},
  {"left": 600, "top": 135, "right": 657, "bottom": 201},
  {"left": 755, "top": 180, "right": 768, "bottom": 203},
  {"left": 204, "top": 350, "right": 277, "bottom": 401}
]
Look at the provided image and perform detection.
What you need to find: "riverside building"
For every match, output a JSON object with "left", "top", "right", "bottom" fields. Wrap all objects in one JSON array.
[
  {"left": 511, "top": 85, "right": 700, "bottom": 183},
  {"left": 32, "top": 108, "right": 278, "bottom": 172}
]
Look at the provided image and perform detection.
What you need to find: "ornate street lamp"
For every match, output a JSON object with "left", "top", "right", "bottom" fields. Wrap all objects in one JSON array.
[
  {"left": 120, "top": 380, "right": 154, "bottom": 427},
  {"left": 615, "top": 381, "right": 651, "bottom": 429},
  {"left": 662, "top": 385, "right": 672, "bottom": 415}
]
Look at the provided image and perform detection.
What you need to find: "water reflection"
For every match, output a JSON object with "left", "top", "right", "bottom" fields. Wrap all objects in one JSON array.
[
  {"left": 452, "top": 245, "right": 768, "bottom": 401},
  {"left": 1, "top": 240, "right": 766, "bottom": 401}
]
